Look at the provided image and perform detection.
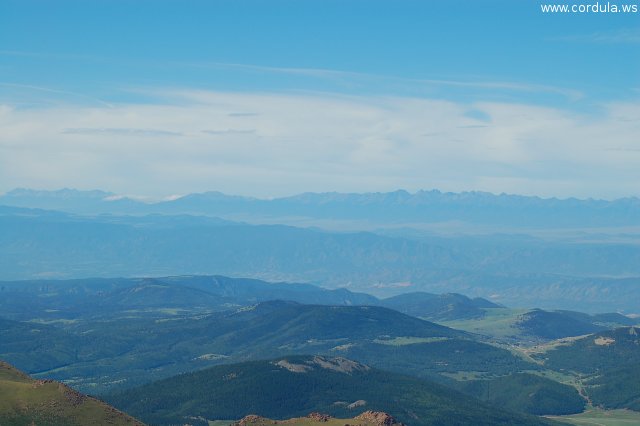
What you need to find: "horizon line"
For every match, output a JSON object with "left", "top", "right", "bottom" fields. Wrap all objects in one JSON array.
[{"left": 2, "top": 186, "right": 639, "bottom": 204}]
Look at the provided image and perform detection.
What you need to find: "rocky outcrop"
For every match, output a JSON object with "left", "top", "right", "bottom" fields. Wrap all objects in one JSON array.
[
  {"left": 31, "top": 379, "right": 55, "bottom": 388},
  {"left": 273, "top": 356, "right": 370, "bottom": 375},
  {"left": 233, "top": 414, "right": 274, "bottom": 425},
  {"left": 274, "top": 359, "right": 312, "bottom": 373},
  {"left": 306, "top": 412, "right": 332, "bottom": 422},
  {"left": 347, "top": 400, "right": 366, "bottom": 409},
  {"left": 231, "top": 411, "right": 403, "bottom": 426},
  {"left": 355, "top": 411, "right": 403, "bottom": 426},
  {"left": 62, "top": 384, "right": 87, "bottom": 406},
  {"left": 310, "top": 356, "right": 370, "bottom": 374}
]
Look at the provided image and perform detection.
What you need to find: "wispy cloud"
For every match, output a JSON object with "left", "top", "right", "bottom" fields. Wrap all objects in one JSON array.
[
  {"left": 178, "top": 61, "right": 359, "bottom": 80},
  {"left": 553, "top": 28, "right": 640, "bottom": 44},
  {"left": 202, "top": 129, "right": 256, "bottom": 135},
  {"left": 174, "top": 61, "right": 584, "bottom": 101},
  {"left": 416, "top": 79, "right": 584, "bottom": 101},
  {"left": 227, "top": 112, "right": 260, "bottom": 117},
  {"left": 62, "top": 128, "right": 183, "bottom": 137},
  {"left": 457, "top": 125, "right": 489, "bottom": 129},
  {"left": 1, "top": 89, "right": 638, "bottom": 199},
  {"left": 0, "top": 82, "right": 114, "bottom": 108},
  {"left": 1, "top": 50, "right": 585, "bottom": 103},
  {"left": 0, "top": 50, "right": 105, "bottom": 61}
]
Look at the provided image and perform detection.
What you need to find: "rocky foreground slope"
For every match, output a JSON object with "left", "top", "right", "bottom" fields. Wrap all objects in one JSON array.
[
  {"left": 0, "top": 360, "right": 144, "bottom": 426},
  {"left": 233, "top": 411, "right": 404, "bottom": 426}
]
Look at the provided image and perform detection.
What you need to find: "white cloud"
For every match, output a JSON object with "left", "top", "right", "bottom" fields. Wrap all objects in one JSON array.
[
  {"left": 62, "top": 128, "right": 183, "bottom": 136},
  {"left": 0, "top": 90, "right": 639, "bottom": 199},
  {"left": 554, "top": 28, "right": 640, "bottom": 44},
  {"left": 0, "top": 83, "right": 114, "bottom": 108}
]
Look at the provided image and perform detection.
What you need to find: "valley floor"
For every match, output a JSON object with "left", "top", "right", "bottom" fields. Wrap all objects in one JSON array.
[{"left": 548, "top": 409, "right": 640, "bottom": 426}]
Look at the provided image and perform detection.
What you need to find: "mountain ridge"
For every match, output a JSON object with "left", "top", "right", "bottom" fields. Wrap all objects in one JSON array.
[
  {"left": 3, "top": 187, "right": 639, "bottom": 228},
  {"left": 2, "top": 207, "right": 640, "bottom": 312}
]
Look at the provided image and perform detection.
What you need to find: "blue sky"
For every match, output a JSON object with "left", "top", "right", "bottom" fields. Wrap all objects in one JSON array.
[{"left": 1, "top": 0, "right": 639, "bottom": 198}]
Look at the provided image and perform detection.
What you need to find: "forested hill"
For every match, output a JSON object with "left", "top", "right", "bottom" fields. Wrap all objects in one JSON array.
[{"left": 105, "top": 355, "right": 557, "bottom": 426}]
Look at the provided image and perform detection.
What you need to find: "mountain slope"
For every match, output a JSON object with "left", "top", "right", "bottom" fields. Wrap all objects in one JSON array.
[
  {"left": 0, "top": 275, "right": 377, "bottom": 321},
  {"left": 584, "top": 364, "right": 640, "bottom": 411},
  {"left": 1, "top": 302, "right": 532, "bottom": 393},
  {"left": 210, "top": 301, "right": 462, "bottom": 348},
  {"left": 381, "top": 292, "right": 500, "bottom": 321},
  {"left": 516, "top": 310, "right": 607, "bottom": 340},
  {"left": 535, "top": 327, "right": 640, "bottom": 373},
  {"left": 105, "top": 356, "right": 556, "bottom": 426},
  {"left": 455, "top": 373, "right": 585, "bottom": 415},
  {"left": 0, "top": 360, "right": 143, "bottom": 426},
  {"left": 439, "top": 307, "right": 638, "bottom": 344},
  {"left": 0, "top": 318, "right": 79, "bottom": 372},
  {"left": 530, "top": 327, "right": 640, "bottom": 412}
]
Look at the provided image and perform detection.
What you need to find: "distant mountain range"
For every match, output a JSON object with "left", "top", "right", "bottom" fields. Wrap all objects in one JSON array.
[
  {"left": 2, "top": 274, "right": 633, "bottom": 334},
  {"left": 2, "top": 187, "right": 640, "bottom": 229},
  {"left": 0, "top": 274, "right": 502, "bottom": 323},
  {"left": 2, "top": 205, "right": 640, "bottom": 312},
  {"left": 0, "top": 275, "right": 378, "bottom": 321}
]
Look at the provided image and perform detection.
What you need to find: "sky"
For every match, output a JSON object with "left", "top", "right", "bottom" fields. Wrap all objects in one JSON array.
[{"left": 1, "top": 0, "right": 639, "bottom": 199}]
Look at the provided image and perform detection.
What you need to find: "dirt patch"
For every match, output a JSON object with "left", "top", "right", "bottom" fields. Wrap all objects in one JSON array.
[
  {"left": 274, "top": 360, "right": 312, "bottom": 373},
  {"left": 234, "top": 414, "right": 272, "bottom": 425},
  {"left": 355, "top": 411, "right": 403, "bottom": 426},
  {"left": 310, "top": 356, "right": 369, "bottom": 374},
  {"left": 307, "top": 412, "right": 332, "bottom": 422},
  {"left": 347, "top": 400, "right": 367, "bottom": 409},
  {"left": 594, "top": 337, "right": 615, "bottom": 346}
]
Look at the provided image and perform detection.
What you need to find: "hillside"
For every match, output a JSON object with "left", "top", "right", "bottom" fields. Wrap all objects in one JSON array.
[
  {"left": 534, "top": 327, "right": 640, "bottom": 373},
  {"left": 381, "top": 292, "right": 500, "bottom": 321},
  {"left": 584, "top": 364, "right": 640, "bottom": 411},
  {"left": 528, "top": 327, "right": 640, "bottom": 412},
  {"left": 105, "top": 356, "right": 556, "bottom": 426},
  {"left": 516, "top": 310, "right": 607, "bottom": 340},
  {"left": 0, "top": 301, "right": 532, "bottom": 393},
  {"left": 438, "top": 307, "right": 638, "bottom": 345},
  {"left": 0, "top": 275, "right": 377, "bottom": 321},
  {"left": 0, "top": 275, "right": 509, "bottom": 325},
  {"left": 0, "top": 318, "right": 79, "bottom": 372},
  {"left": 554, "top": 310, "right": 639, "bottom": 327},
  {"left": 0, "top": 360, "right": 143, "bottom": 426},
  {"left": 455, "top": 373, "right": 585, "bottom": 415}
]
